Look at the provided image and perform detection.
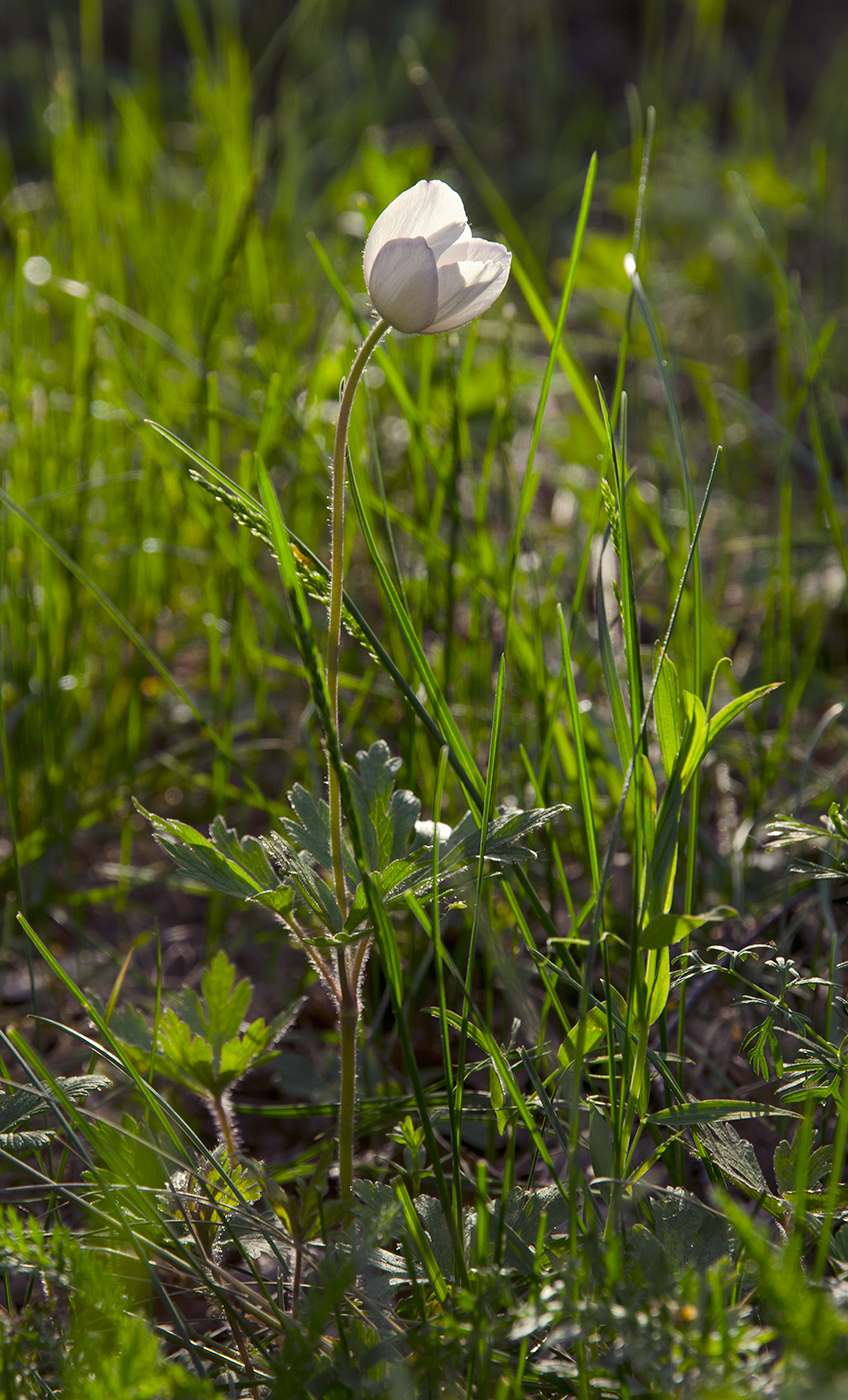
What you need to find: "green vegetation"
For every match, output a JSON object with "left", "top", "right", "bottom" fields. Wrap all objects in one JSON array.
[{"left": 3, "top": 1, "right": 848, "bottom": 1394}]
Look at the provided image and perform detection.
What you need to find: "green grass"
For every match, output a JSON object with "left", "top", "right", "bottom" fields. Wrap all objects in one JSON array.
[{"left": 3, "top": 2, "right": 848, "bottom": 1396}]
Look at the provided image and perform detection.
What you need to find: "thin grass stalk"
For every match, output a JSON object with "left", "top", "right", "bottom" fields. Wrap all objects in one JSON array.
[
  {"left": 430, "top": 747, "right": 462, "bottom": 1229},
  {"left": 0, "top": 485, "right": 271, "bottom": 814},
  {"left": 570, "top": 108, "right": 654, "bottom": 625},
  {"left": 503, "top": 153, "right": 597, "bottom": 663},
  {"left": 365, "top": 876, "right": 468, "bottom": 1286},
  {"left": 814, "top": 1056, "right": 848, "bottom": 1278},
  {"left": 518, "top": 745, "right": 576, "bottom": 930},
  {"left": 624, "top": 258, "right": 705, "bottom": 1102},
  {"left": 257, "top": 465, "right": 360, "bottom": 1203},
  {"left": 567, "top": 448, "right": 721, "bottom": 1238},
  {"left": 0, "top": 504, "right": 36, "bottom": 1016},
  {"left": 605, "top": 387, "right": 655, "bottom": 1153},
  {"left": 454, "top": 657, "right": 506, "bottom": 1177}
]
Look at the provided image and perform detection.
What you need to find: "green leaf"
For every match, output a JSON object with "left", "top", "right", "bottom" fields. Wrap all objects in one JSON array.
[
  {"left": 208, "top": 816, "right": 278, "bottom": 890},
  {"left": 259, "top": 837, "right": 345, "bottom": 936},
  {"left": 0, "top": 1130, "right": 55, "bottom": 1153},
  {"left": 150, "top": 952, "right": 302, "bottom": 1099},
  {"left": 502, "top": 1186, "right": 571, "bottom": 1274},
  {"left": 653, "top": 646, "right": 682, "bottom": 781},
  {"left": 0, "top": 1075, "right": 111, "bottom": 1135},
  {"left": 394, "top": 1182, "right": 450, "bottom": 1303},
  {"left": 347, "top": 740, "right": 421, "bottom": 872},
  {"left": 694, "top": 1118, "right": 771, "bottom": 1200},
  {"left": 280, "top": 785, "right": 335, "bottom": 869},
  {"left": 640, "top": 904, "right": 737, "bottom": 950},
  {"left": 106, "top": 1004, "right": 154, "bottom": 1054},
  {"left": 774, "top": 1137, "right": 832, "bottom": 1196},
  {"left": 589, "top": 1105, "right": 615, "bottom": 1182},
  {"left": 558, "top": 1005, "right": 607, "bottom": 1068},
  {"left": 203, "top": 950, "right": 252, "bottom": 1040},
  {"left": 135, "top": 801, "right": 272, "bottom": 898},
  {"left": 653, "top": 1189, "right": 732, "bottom": 1277},
  {"left": 596, "top": 533, "right": 633, "bottom": 771},
  {"left": 705, "top": 682, "right": 782, "bottom": 750},
  {"left": 681, "top": 681, "right": 780, "bottom": 788},
  {"left": 490, "top": 1065, "right": 507, "bottom": 1135},
  {"left": 644, "top": 719, "right": 696, "bottom": 918},
  {"left": 648, "top": 1099, "right": 797, "bottom": 1128},
  {"left": 647, "top": 947, "right": 671, "bottom": 1024}
]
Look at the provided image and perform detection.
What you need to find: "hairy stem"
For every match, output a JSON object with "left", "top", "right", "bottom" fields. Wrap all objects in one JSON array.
[
  {"left": 336, "top": 949, "right": 359, "bottom": 1202},
  {"left": 211, "top": 1092, "right": 240, "bottom": 1159},
  {"left": 327, "top": 317, "right": 387, "bottom": 919}
]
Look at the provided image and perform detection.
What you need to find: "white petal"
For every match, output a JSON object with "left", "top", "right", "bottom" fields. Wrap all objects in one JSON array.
[
  {"left": 364, "top": 180, "right": 468, "bottom": 280},
  {"left": 366, "top": 236, "right": 439, "bottom": 333},
  {"left": 427, "top": 248, "right": 512, "bottom": 334},
  {"left": 435, "top": 236, "right": 510, "bottom": 269}
]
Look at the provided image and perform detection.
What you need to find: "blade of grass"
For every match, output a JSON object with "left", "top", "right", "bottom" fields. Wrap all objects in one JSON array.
[
  {"left": 503, "top": 153, "right": 597, "bottom": 662},
  {"left": 454, "top": 656, "right": 506, "bottom": 1212},
  {"left": 430, "top": 746, "right": 462, "bottom": 1232},
  {"left": 0, "top": 484, "right": 272, "bottom": 815},
  {"left": 567, "top": 447, "right": 722, "bottom": 1240}
]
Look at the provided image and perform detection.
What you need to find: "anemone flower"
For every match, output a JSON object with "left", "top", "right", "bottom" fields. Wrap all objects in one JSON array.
[{"left": 363, "top": 179, "right": 511, "bottom": 335}]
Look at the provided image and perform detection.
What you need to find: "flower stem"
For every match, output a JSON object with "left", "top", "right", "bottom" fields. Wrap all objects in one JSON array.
[
  {"left": 327, "top": 317, "right": 386, "bottom": 1201},
  {"left": 336, "top": 949, "right": 358, "bottom": 1202},
  {"left": 327, "top": 316, "right": 386, "bottom": 921}
]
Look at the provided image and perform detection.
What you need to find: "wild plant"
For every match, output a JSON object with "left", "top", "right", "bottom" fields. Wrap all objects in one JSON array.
[{"left": 3, "top": 18, "right": 848, "bottom": 1394}]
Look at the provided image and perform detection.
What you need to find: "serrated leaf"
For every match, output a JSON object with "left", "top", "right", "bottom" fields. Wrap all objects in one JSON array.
[
  {"left": 413, "top": 1194, "right": 456, "bottom": 1279},
  {"left": 694, "top": 1118, "right": 770, "bottom": 1198},
  {"left": 259, "top": 842, "right": 344, "bottom": 935},
  {"left": 209, "top": 816, "right": 279, "bottom": 890},
  {"left": 0, "top": 1130, "right": 55, "bottom": 1152},
  {"left": 0, "top": 1076, "right": 110, "bottom": 1134},
  {"left": 135, "top": 800, "right": 268, "bottom": 898},
  {"left": 55, "top": 1074, "right": 112, "bottom": 1099},
  {"left": 108, "top": 1003, "right": 154, "bottom": 1053},
  {"left": 653, "top": 1189, "right": 732, "bottom": 1277},
  {"left": 201, "top": 950, "right": 252, "bottom": 1042},
  {"left": 628, "top": 1223, "right": 671, "bottom": 1292},
  {"left": 774, "top": 1138, "right": 833, "bottom": 1196},
  {"left": 389, "top": 788, "right": 421, "bottom": 861},
  {"left": 354, "top": 1179, "right": 399, "bottom": 1213},
  {"left": 147, "top": 950, "right": 300, "bottom": 1100},
  {"left": 351, "top": 741, "right": 401, "bottom": 843},
  {"left": 502, "top": 1186, "right": 571, "bottom": 1274},
  {"left": 280, "top": 786, "right": 334, "bottom": 868}
]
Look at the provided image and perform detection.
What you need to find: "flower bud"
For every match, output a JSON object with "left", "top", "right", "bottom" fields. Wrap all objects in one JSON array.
[{"left": 363, "top": 180, "right": 511, "bottom": 335}]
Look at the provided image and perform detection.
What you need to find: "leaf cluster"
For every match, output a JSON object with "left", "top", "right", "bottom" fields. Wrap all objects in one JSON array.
[
  {"left": 110, "top": 949, "right": 299, "bottom": 1104},
  {"left": 0, "top": 1074, "right": 110, "bottom": 1155},
  {"left": 139, "top": 740, "right": 565, "bottom": 948}
]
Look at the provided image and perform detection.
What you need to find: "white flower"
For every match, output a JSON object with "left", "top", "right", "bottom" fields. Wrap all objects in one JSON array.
[{"left": 363, "top": 180, "right": 511, "bottom": 335}]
